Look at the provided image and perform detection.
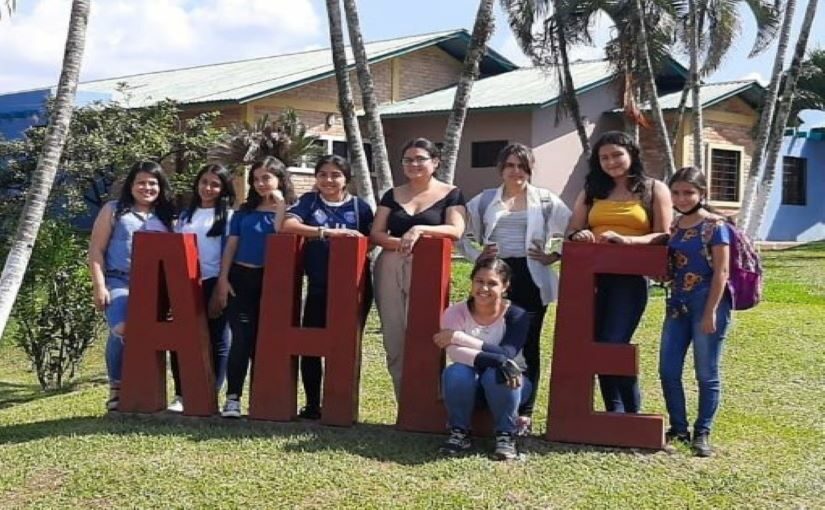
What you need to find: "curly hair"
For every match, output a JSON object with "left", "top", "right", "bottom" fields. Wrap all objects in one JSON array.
[{"left": 585, "top": 131, "right": 649, "bottom": 205}]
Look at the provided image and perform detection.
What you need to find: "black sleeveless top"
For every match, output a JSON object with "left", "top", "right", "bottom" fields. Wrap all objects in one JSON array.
[{"left": 379, "top": 187, "right": 465, "bottom": 237}]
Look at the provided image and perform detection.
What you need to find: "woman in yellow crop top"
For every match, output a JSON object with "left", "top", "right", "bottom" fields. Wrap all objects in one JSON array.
[{"left": 566, "top": 131, "right": 672, "bottom": 414}]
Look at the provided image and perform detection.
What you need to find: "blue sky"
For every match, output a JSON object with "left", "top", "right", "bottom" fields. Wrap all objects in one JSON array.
[{"left": 0, "top": 0, "right": 822, "bottom": 94}]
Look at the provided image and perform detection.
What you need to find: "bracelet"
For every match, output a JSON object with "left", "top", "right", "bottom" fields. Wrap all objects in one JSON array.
[
  {"left": 318, "top": 226, "right": 326, "bottom": 240},
  {"left": 567, "top": 229, "right": 583, "bottom": 241}
]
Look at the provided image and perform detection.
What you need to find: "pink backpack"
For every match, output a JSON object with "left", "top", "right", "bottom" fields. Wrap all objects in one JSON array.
[{"left": 700, "top": 218, "right": 763, "bottom": 310}]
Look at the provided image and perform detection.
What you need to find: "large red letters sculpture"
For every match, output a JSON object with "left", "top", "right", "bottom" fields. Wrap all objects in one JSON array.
[
  {"left": 119, "top": 232, "right": 217, "bottom": 416},
  {"left": 118, "top": 233, "right": 670, "bottom": 450},
  {"left": 249, "top": 234, "right": 368, "bottom": 426},
  {"left": 547, "top": 241, "right": 668, "bottom": 449}
]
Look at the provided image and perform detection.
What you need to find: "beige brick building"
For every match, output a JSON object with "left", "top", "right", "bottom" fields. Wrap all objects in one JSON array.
[{"left": 77, "top": 29, "right": 763, "bottom": 211}]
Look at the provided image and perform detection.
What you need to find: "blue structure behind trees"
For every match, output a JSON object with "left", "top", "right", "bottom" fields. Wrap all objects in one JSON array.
[
  {"left": 760, "top": 114, "right": 825, "bottom": 242},
  {"left": 0, "top": 88, "right": 111, "bottom": 140}
]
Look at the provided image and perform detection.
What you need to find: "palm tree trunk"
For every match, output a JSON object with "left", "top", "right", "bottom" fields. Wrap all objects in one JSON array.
[
  {"left": 0, "top": 0, "right": 90, "bottom": 340},
  {"left": 556, "top": 3, "right": 591, "bottom": 159},
  {"left": 689, "top": 0, "right": 704, "bottom": 170},
  {"left": 633, "top": 0, "right": 676, "bottom": 178},
  {"left": 740, "top": 0, "right": 796, "bottom": 232},
  {"left": 325, "top": 0, "right": 376, "bottom": 208},
  {"left": 747, "top": 0, "right": 818, "bottom": 238},
  {"left": 439, "top": 0, "right": 496, "bottom": 184},
  {"left": 342, "top": 0, "right": 393, "bottom": 200},
  {"left": 669, "top": 80, "right": 691, "bottom": 152}
]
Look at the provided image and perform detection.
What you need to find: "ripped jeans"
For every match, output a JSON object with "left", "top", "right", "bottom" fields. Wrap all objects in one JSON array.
[
  {"left": 224, "top": 264, "right": 264, "bottom": 398},
  {"left": 104, "top": 273, "right": 130, "bottom": 386}
]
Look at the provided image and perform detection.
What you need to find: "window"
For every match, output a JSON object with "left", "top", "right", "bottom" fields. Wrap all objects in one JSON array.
[
  {"left": 782, "top": 156, "right": 806, "bottom": 205},
  {"left": 471, "top": 140, "right": 508, "bottom": 168},
  {"left": 709, "top": 148, "right": 741, "bottom": 202},
  {"left": 301, "top": 137, "right": 373, "bottom": 171}
]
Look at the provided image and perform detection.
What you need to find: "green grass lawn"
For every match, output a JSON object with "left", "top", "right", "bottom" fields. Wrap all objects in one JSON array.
[{"left": 1, "top": 244, "right": 824, "bottom": 509}]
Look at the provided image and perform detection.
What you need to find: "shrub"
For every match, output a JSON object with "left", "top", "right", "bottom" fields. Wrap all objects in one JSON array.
[{"left": 11, "top": 220, "right": 102, "bottom": 390}]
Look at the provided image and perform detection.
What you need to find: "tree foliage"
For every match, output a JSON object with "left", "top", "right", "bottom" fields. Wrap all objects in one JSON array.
[
  {"left": 11, "top": 220, "right": 101, "bottom": 390},
  {"left": 0, "top": 96, "right": 224, "bottom": 243},
  {"left": 207, "top": 108, "right": 324, "bottom": 169},
  {"left": 790, "top": 48, "right": 825, "bottom": 122}
]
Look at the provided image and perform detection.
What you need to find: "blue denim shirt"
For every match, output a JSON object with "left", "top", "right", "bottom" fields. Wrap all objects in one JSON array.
[{"left": 104, "top": 201, "right": 155, "bottom": 274}]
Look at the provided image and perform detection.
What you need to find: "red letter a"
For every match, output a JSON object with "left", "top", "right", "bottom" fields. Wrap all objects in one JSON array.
[
  {"left": 547, "top": 242, "right": 667, "bottom": 449},
  {"left": 119, "top": 232, "right": 217, "bottom": 416},
  {"left": 249, "top": 235, "right": 368, "bottom": 426}
]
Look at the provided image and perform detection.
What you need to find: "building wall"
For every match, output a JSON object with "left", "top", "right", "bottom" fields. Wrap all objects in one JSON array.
[
  {"left": 382, "top": 109, "right": 533, "bottom": 201},
  {"left": 761, "top": 136, "right": 825, "bottom": 242},
  {"left": 679, "top": 97, "right": 757, "bottom": 210},
  {"left": 182, "top": 105, "right": 244, "bottom": 129},
  {"left": 397, "top": 46, "right": 464, "bottom": 100},
  {"left": 638, "top": 96, "right": 758, "bottom": 214},
  {"left": 531, "top": 82, "right": 624, "bottom": 205}
]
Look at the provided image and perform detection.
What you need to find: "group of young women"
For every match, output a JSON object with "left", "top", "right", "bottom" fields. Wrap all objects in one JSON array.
[{"left": 89, "top": 130, "right": 734, "bottom": 462}]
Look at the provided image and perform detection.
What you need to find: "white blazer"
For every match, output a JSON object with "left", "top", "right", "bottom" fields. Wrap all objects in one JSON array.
[{"left": 458, "top": 184, "right": 571, "bottom": 305}]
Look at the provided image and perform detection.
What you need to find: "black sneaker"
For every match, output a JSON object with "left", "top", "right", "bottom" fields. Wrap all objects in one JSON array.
[
  {"left": 692, "top": 432, "right": 712, "bottom": 457},
  {"left": 493, "top": 432, "right": 519, "bottom": 461},
  {"left": 439, "top": 428, "right": 471, "bottom": 455},
  {"left": 298, "top": 406, "right": 321, "bottom": 420},
  {"left": 665, "top": 428, "right": 691, "bottom": 444}
]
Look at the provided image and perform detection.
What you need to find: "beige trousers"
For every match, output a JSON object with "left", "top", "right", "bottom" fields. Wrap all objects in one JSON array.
[{"left": 373, "top": 249, "right": 412, "bottom": 401}]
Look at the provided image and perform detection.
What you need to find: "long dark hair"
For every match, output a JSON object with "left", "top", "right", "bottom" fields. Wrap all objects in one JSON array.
[
  {"left": 497, "top": 142, "right": 535, "bottom": 177},
  {"left": 467, "top": 257, "right": 512, "bottom": 312},
  {"left": 241, "top": 156, "right": 296, "bottom": 211},
  {"left": 183, "top": 164, "right": 235, "bottom": 237},
  {"left": 117, "top": 160, "right": 175, "bottom": 230},
  {"left": 668, "top": 166, "right": 733, "bottom": 223},
  {"left": 585, "top": 131, "right": 649, "bottom": 205}
]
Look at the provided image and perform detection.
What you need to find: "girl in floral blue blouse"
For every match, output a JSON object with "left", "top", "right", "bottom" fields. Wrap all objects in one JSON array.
[{"left": 661, "top": 166, "right": 732, "bottom": 458}]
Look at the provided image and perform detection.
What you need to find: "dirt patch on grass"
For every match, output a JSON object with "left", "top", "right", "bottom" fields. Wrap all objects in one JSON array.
[{"left": 4, "top": 467, "right": 67, "bottom": 509}]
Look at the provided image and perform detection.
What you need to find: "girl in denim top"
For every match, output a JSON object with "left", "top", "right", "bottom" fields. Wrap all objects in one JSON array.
[
  {"left": 661, "top": 166, "right": 732, "bottom": 457},
  {"left": 167, "top": 164, "right": 236, "bottom": 413},
  {"left": 88, "top": 161, "right": 175, "bottom": 411},
  {"left": 213, "top": 156, "right": 296, "bottom": 418}
]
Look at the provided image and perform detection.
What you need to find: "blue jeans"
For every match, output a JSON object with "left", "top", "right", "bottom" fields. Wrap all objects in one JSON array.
[
  {"left": 442, "top": 363, "right": 532, "bottom": 434},
  {"left": 660, "top": 289, "right": 732, "bottom": 434},
  {"left": 595, "top": 274, "right": 649, "bottom": 413},
  {"left": 104, "top": 274, "right": 130, "bottom": 385}
]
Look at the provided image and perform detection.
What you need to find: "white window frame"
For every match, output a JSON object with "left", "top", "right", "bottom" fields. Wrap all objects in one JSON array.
[
  {"left": 705, "top": 143, "right": 745, "bottom": 207},
  {"left": 288, "top": 135, "right": 376, "bottom": 177}
]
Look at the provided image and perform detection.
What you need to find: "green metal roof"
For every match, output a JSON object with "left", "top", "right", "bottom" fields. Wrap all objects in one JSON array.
[
  {"left": 654, "top": 80, "right": 765, "bottom": 110},
  {"left": 76, "top": 29, "right": 516, "bottom": 108},
  {"left": 379, "top": 60, "right": 615, "bottom": 117}
]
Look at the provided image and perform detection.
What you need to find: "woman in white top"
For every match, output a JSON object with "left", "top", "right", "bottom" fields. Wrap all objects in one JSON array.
[
  {"left": 168, "top": 164, "right": 235, "bottom": 412},
  {"left": 459, "top": 143, "right": 571, "bottom": 433}
]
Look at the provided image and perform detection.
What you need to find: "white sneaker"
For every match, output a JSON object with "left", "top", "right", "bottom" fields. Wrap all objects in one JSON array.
[
  {"left": 221, "top": 398, "right": 241, "bottom": 418},
  {"left": 167, "top": 396, "right": 184, "bottom": 413}
]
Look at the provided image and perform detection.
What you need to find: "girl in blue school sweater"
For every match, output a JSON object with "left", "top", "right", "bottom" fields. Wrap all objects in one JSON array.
[{"left": 281, "top": 154, "right": 374, "bottom": 419}]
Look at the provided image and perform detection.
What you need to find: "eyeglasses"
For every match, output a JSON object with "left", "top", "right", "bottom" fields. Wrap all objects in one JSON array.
[{"left": 401, "top": 156, "right": 432, "bottom": 166}]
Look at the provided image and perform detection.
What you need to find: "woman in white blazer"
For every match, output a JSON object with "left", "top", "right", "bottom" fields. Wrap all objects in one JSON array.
[{"left": 459, "top": 143, "right": 571, "bottom": 434}]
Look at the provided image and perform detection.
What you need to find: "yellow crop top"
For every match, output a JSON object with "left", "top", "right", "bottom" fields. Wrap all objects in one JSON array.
[{"left": 588, "top": 199, "right": 651, "bottom": 237}]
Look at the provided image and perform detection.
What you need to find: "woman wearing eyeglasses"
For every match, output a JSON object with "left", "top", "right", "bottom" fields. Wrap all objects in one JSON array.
[{"left": 370, "top": 137, "right": 466, "bottom": 401}]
